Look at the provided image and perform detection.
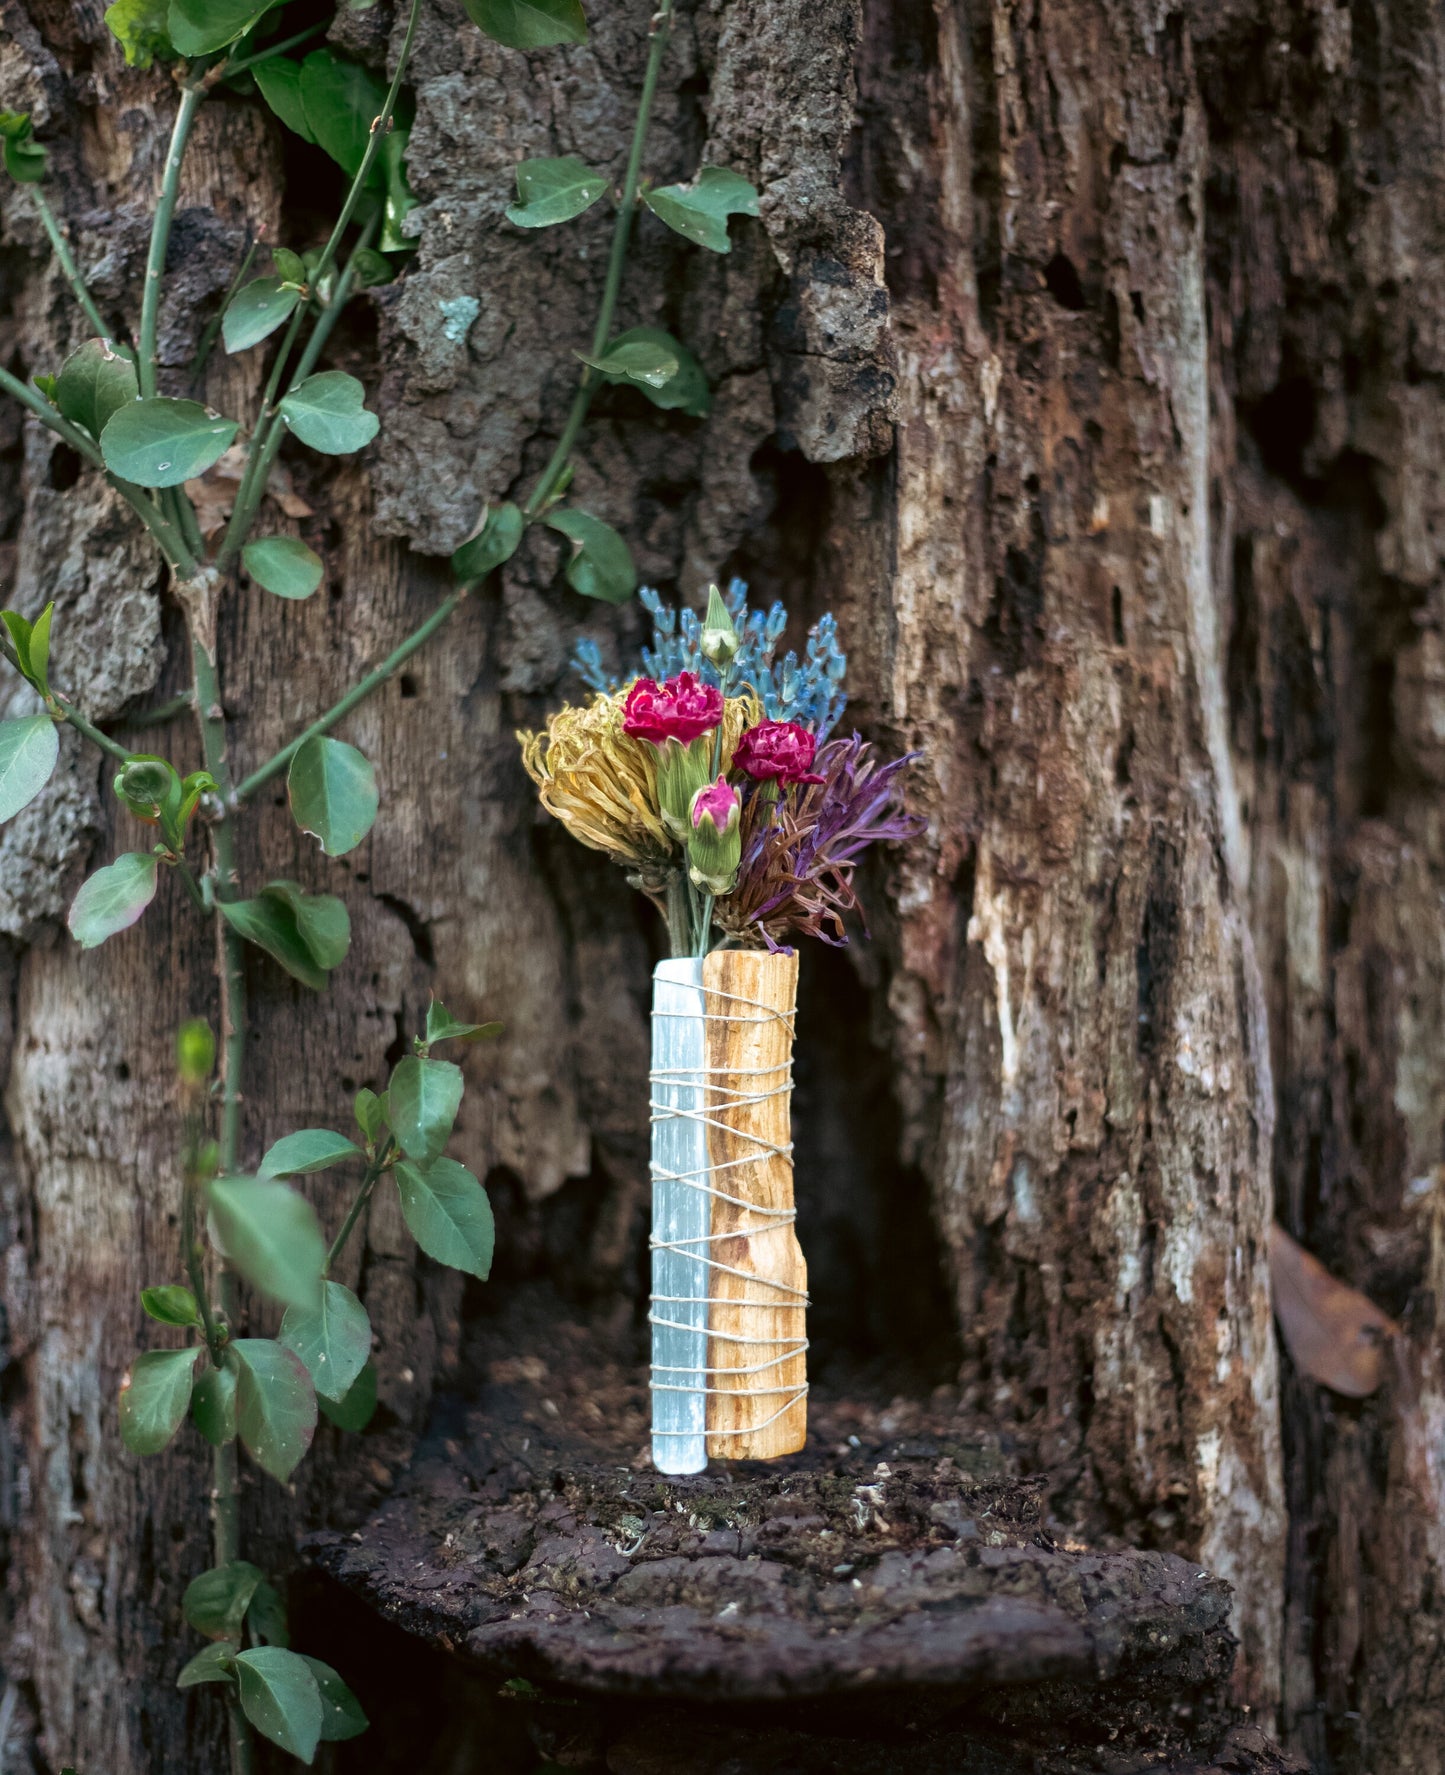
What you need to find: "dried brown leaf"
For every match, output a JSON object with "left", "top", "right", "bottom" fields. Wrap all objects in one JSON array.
[
  {"left": 182, "top": 448, "right": 312, "bottom": 541},
  {"left": 1269, "top": 1222, "right": 1399, "bottom": 1397}
]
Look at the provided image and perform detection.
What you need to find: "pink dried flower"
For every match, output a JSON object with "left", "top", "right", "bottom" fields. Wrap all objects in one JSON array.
[
  {"left": 691, "top": 779, "right": 740, "bottom": 832},
  {"left": 733, "top": 719, "right": 825, "bottom": 785},
  {"left": 621, "top": 672, "right": 724, "bottom": 746}
]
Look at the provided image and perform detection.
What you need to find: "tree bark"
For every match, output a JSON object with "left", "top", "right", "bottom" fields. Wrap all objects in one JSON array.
[{"left": 0, "top": 2, "right": 1442, "bottom": 1772}]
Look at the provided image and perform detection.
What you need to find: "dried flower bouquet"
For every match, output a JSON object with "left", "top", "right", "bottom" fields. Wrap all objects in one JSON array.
[{"left": 520, "top": 584, "right": 921, "bottom": 1471}]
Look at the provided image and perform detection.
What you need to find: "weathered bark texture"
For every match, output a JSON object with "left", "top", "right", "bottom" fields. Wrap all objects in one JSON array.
[{"left": 0, "top": 0, "right": 1440, "bottom": 1771}]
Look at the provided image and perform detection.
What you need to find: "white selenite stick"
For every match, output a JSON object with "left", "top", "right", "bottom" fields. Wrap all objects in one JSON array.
[{"left": 649, "top": 957, "right": 711, "bottom": 1474}]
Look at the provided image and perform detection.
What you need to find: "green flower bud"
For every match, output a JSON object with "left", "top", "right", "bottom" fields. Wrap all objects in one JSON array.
[{"left": 699, "top": 583, "right": 739, "bottom": 669}]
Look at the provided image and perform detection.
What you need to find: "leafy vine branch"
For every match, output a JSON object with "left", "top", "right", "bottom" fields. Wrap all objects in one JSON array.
[{"left": 0, "top": 0, "right": 759, "bottom": 1766}]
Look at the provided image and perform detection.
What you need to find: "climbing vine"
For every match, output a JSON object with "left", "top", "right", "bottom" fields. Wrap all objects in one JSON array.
[{"left": 0, "top": 0, "right": 757, "bottom": 1765}]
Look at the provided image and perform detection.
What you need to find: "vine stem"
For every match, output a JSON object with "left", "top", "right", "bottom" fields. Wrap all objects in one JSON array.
[
  {"left": 224, "top": 22, "right": 328, "bottom": 78},
  {"left": 138, "top": 81, "right": 204, "bottom": 399},
  {"left": 232, "top": 587, "right": 467, "bottom": 802},
  {"left": 30, "top": 188, "right": 116, "bottom": 345},
  {"left": 216, "top": 215, "right": 379, "bottom": 573},
  {"left": 217, "top": 0, "right": 423, "bottom": 568},
  {"left": 325, "top": 1144, "right": 393, "bottom": 1275},
  {"left": 0, "top": 634, "right": 133, "bottom": 763},
  {"left": 522, "top": 0, "right": 675, "bottom": 521},
  {"left": 0, "top": 362, "right": 196, "bottom": 571}
]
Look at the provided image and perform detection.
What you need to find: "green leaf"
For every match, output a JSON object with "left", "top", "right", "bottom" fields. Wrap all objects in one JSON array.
[
  {"left": 141, "top": 1284, "right": 200, "bottom": 1327},
  {"left": 55, "top": 339, "right": 139, "bottom": 440},
  {"left": 280, "top": 1281, "right": 370, "bottom": 1404},
  {"left": 27, "top": 602, "right": 53, "bottom": 697},
  {"left": 396, "top": 1157, "right": 495, "bottom": 1279},
  {"left": 577, "top": 338, "right": 677, "bottom": 390},
  {"left": 451, "top": 501, "right": 523, "bottom": 585},
  {"left": 351, "top": 246, "right": 396, "bottom": 287},
  {"left": 272, "top": 246, "right": 307, "bottom": 285},
  {"left": 99, "top": 396, "right": 239, "bottom": 488},
  {"left": 118, "top": 1347, "right": 198, "bottom": 1455},
  {"left": 230, "top": 1339, "right": 318, "bottom": 1484},
  {"left": 68, "top": 852, "right": 159, "bottom": 950},
  {"left": 183, "top": 1561, "right": 264, "bottom": 1639},
  {"left": 104, "top": 0, "right": 173, "bottom": 68},
  {"left": 167, "top": 0, "right": 282, "bottom": 58},
  {"left": 177, "top": 1642, "right": 238, "bottom": 1689},
  {"left": 242, "top": 535, "right": 323, "bottom": 599},
  {"left": 218, "top": 896, "right": 327, "bottom": 991},
  {"left": 545, "top": 509, "right": 635, "bottom": 604},
  {"left": 259, "top": 1129, "right": 364, "bottom": 1178},
  {"left": 0, "top": 611, "right": 31, "bottom": 674},
  {"left": 379, "top": 125, "right": 417, "bottom": 253},
  {"left": 0, "top": 716, "right": 59, "bottom": 823},
  {"left": 299, "top": 49, "right": 387, "bottom": 183},
  {"left": 388, "top": 1055, "right": 463, "bottom": 1164},
  {"left": 222, "top": 276, "right": 302, "bottom": 354},
  {"left": 0, "top": 113, "right": 46, "bottom": 184},
  {"left": 642, "top": 165, "right": 760, "bottom": 253},
  {"left": 505, "top": 155, "right": 606, "bottom": 228},
  {"left": 299, "top": 1657, "right": 368, "bottom": 1741},
  {"left": 248, "top": 1578, "right": 289, "bottom": 1648},
  {"left": 602, "top": 326, "right": 710, "bottom": 416},
  {"left": 462, "top": 0, "right": 587, "bottom": 51},
  {"left": 234, "top": 1645, "right": 324, "bottom": 1764},
  {"left": 258, "top": 880, "right": 351, "bottom": 970},
  {"left": 319, "top": 1359, "right": 377, "bottom": 1431},
  {"left": 426, "top": 1000, "right": 502, "bottom": 1048},
  {"left": 287, "top": 735, "right": 378, "bottom": 857},
  {"left": 191, "top": 1363, "right": 237, "bottom": 1446},
  {"left": 253, "top": 58, "right": 315, "bottom": 144},
  {"left": 278, "top": 371, "right": 379, "bottom": 456},
  {"left": 353, "top": 1088, "right": 386, "bottom": 1142},
  {"left": 206, "top": 1176, "right": 326, "bottom": 1312}
]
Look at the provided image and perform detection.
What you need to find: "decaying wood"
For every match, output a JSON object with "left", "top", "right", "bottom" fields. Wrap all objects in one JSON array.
[
  {"left": 701, "top": 947, "right": 805, "bottom": 1460},
  {"left": 307, "top": 1335, "right": 1307, "bottom": 1774}
]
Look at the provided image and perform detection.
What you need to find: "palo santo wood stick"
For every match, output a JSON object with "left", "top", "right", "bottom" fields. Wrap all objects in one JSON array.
[{"left": 702, "top": 947, "right": 807, "bottom": 1459}]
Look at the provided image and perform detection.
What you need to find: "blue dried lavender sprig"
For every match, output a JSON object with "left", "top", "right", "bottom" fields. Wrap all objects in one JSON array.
[{"left": 570, "top": 579, "right": 848, "bottom": 736}]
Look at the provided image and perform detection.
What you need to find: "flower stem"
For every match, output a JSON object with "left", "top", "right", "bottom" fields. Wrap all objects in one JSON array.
[
  {"left": 666, "top": 877, "right": 691, "bottom": 959},
  {"left": 138, "top": 82, "right": 205, "bottom": 399},
  {"left": 520, "top": 0, "right": 675, "bottom": 521},
  {"left": 232, "top": 588, "right": 468, "bottom": 803}
]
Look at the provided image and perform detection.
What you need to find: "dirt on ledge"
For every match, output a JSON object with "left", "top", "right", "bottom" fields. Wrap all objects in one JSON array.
[{"left": 307, "top": 1304, "right": 1307, "bottom": 1773}]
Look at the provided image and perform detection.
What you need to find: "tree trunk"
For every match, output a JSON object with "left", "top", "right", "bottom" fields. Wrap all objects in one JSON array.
[{"left": 0, "top": 1, "right": 1441, "bottom": 1772}]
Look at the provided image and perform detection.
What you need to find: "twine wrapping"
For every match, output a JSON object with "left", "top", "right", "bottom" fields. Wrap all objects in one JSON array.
[{"left": 649, "top": 951, "right": 809, "bottom": 1472}]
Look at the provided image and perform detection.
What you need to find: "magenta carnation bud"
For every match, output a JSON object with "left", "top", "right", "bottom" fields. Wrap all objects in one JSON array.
[
  {"left": 686, "top": 778, "right": 742, "bottom": 894},
  {"left": 621, "top": 671, "right": 724, "bottom": 746},
  {"left": 691, "top": 779, "right": 740, "bottom": 833},
  {"left": 733, "top": 719, "right": 825, "bottom": 785}
]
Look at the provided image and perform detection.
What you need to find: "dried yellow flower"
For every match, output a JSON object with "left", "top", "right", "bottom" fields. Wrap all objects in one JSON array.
[{"left": 518, "top": 687, "right": 760, "bottom": 877}]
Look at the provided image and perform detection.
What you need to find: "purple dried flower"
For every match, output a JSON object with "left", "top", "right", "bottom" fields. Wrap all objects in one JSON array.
[{"left": 717, "top": 735, "right": 925, "bottom": 947}]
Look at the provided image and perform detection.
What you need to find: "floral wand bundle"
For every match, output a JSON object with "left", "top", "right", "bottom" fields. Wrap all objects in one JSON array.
[{"left": 521, "top": 584, "right": 922, "bottom": 1470}]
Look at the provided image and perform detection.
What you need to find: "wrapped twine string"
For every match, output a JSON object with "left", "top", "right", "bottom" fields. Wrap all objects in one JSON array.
[{"left": 649, "top": 984, "right": 810, "bottom": 1440}]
